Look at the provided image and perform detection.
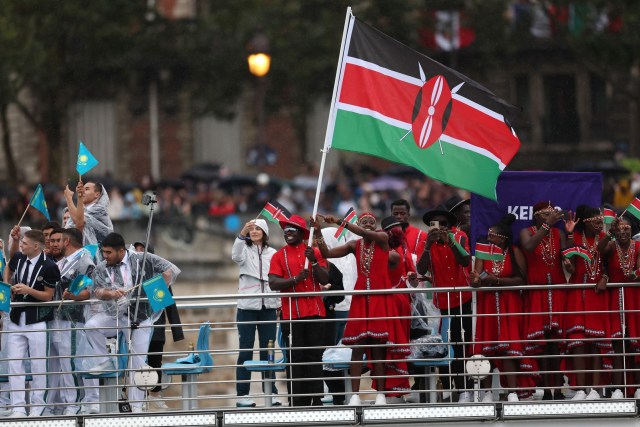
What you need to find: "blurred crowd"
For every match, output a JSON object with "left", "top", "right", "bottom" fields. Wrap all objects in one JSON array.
[
  {"left": 4, "top": 161, "right": 636, "bottom": 229},
  {"left": 0, "top": 162, "right": 467, "bottom": 227}
]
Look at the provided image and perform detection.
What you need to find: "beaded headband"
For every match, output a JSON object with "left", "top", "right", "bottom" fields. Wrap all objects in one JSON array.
[
  {"left": 533, "top": 202, "right": 555, "bottom": 216},
  {"left": 583, "top": 215, "right": 604, "bottom": 223},
  {"left": 488, "top": 231, "right": 509, "bottom": 239},
  {"left": 359, "top": 212, "right": 376, "bottom": 222}
]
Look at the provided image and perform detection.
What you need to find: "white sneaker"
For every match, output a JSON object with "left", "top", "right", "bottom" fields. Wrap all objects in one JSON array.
[
  {"left": 236, "top": 397, "right": 256, "bottom": 408},
  {"left": 271, "top": 398, "right": 282, "bottom": 407},
  {"left": 481, "top": 391, "right": 493, "bottom": 403},
  {"left": 80, "top": 404, "right": 100, "bottom": 414},
  {"left": 320, "top": 395, "right": 333, "bottom": 404},
  {"left": 507, "top": 393, "right": 519, "bottom": 402},
  {"left": 634, "top": 389, "right": 640, "bottom": 399},
  {"left": 571, "top": 390, "right": 587, "bottom": 400},
  {"left": 374, "top": 394, "right": 387, "bottom": 406},
  {"left": 348, "top": 395, "right": 362, "bottom": 406},
  {"left": 131, "top": 406, "right": 144, "bottom": 413},
  {"left": 87, "top": 359, "right": 115, "bottom": 374},
  {"left": 611, "top": 389, "right": 624, "bottom": 399},
  {"left": 7, "top": 411, "right": 26, "bottom": 418},
  {"left": 404, "top": 392, "right": 419, "bottom": 403},
  {"left": 585, "top": 389, "right": 600, "bottom": 400},
  {"left": 458, "top": 391, "right": 473, "bottom": 403}
]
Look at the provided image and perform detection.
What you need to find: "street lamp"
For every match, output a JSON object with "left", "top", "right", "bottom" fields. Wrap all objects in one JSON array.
[
  {"left": 247, "top": 33, "right": 271, "bottom": 77},
  {"left": 246, "top": 32, "right": 276, "bottom": 167}
]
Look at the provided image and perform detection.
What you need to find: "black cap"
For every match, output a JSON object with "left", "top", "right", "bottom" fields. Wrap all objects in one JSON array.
[{"left": 381, "top": 216, "right": 404, "bottom": 231}]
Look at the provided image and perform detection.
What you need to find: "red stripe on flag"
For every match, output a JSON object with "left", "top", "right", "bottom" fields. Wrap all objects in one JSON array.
[
  {"left": 632, "top": 198, "right": 640, "bottom": 211},
  {"left": 476, "top": 243, "right": 492, "bottom": 252},
  {"left": 339, "top": 63, "right": 416, "bottom": 123},
  {"left": 339, "top": 63, "right": 520, "bottom": 165},
  {"left": 445, "top": 99, "right": 520, "bottom": 165}
]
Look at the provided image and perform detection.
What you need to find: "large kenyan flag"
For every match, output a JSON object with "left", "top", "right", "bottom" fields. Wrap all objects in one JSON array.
[{"left": 326, "top": 16, "right": 521, "bottom": 200}]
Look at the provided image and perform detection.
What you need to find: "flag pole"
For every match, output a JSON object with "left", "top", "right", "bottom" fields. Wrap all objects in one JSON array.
[
  {"left": 17, "top": 205, "right": 30, "bottom": 228},
  {"left": 17, "top": 190, "right": 37, "bottom": 227},
  {"left": 305, "top": 7, "right": 354, "bottom": 267}
]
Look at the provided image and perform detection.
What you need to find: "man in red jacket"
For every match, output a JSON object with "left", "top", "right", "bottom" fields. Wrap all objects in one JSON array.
[{"left": 269, "top": 215, "right": 329, "bottom": 406}]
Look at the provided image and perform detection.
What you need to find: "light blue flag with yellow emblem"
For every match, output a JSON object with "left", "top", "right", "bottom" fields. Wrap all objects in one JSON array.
[
  {"left": 0, "top": 282, "right": 11, "bottom": 312},
  {"left": 68, "top": 274, "right": 93, "bottom": 296},
  {"left": 142, "top": 275, "right": 174, "bottom": 313},
  {"left": 29, "top": 184, "right": 50, "bottom": 220},
  {"left": 76, "top": 141, "right": 99, "bottom": 176},
  {"left": 83, "top": 244, "right": 99, "bottom": 258}
]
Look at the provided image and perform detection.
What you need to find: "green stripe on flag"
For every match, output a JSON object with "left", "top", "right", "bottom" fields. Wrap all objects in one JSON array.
[
  {"left": 260, "top": 208, "right": 279, "bottom": 224},
  {"left": 628, "top": 203, "right": 640, "bottom": 220},
  {"left": 475, "top": 251, "right": 504, "bottom": 262},
  {"left": 332, "top": 110, "right": 501, "bottom": 200}
]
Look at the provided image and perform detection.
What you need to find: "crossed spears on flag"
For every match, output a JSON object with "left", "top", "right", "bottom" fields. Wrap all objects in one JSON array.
[{"left": 399, "top": 63, "right": 464, "bottom": 156}]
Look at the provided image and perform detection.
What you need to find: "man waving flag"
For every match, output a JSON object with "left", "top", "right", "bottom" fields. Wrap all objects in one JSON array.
[{"left": 325, "top": 13, "right": 521, "bottom": 200}]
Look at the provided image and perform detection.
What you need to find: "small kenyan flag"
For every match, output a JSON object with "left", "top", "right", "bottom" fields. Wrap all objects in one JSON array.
[
  {"left": 625, "top": 198, "right": 640, "bottom": 221},
  {"left": 474, "top": 242, "right": 505, "bottom": 262},
  {"left": 334, "top": 207, "right": 358, "bottom": 241},
  {"left": 603, "top": 208, "right": 616, "bottom": 225},
  {"left": 562, "top": 246, "right": 593, "bottom": 263},
  {"left": 260, "top": 201, "right": 292, "bottom": 224}
]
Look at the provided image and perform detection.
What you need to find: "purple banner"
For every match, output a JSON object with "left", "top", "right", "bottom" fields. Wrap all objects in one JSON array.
[{"left": 470, "top": 171, "right": 602, "bottom": 248}]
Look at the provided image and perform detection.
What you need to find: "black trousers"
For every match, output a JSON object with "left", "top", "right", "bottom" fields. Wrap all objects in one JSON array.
[
  {"left": 281, "top": 316, "right": 325, "bottom": 406},
  {"left": 440, "top": 301, "right": 473, "bottom": 392}
]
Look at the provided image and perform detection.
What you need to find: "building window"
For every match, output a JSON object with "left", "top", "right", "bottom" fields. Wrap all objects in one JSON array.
[
  {"left": 543, "top": 74, "right": 579, "bottom": 144},
  {"left": 590, "top": 73, "right": 608, "bottom": 140}
]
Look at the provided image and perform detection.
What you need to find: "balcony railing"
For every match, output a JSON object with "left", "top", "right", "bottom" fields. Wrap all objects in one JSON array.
[{"left": 1, "top": 282, "right": 640, "bottom": 425}]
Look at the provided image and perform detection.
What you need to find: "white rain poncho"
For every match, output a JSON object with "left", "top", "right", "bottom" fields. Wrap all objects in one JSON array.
[
  {"left": 65, "top": 184, "right": 113, "bottom": 246},
  {"left": 91, "top": 250, "right": 180, "bottom": 324}
]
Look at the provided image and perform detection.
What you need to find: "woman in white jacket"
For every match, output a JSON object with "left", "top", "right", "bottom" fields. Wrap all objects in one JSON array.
[{"left": 231, "top": 218, "right": 281, "bottom": 407}]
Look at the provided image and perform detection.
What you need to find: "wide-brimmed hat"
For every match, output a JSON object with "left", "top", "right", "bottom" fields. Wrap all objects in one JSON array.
[
  {"left": 422, "top": 204, "right": 458, "bottom": 226},
  {"left": 279, "top": 215, "right": 310, "bottom": 239},
  {"left": 381, "top": 216, "right": 404, "bottom": 231},
  {"left": 444, "top": 195, "right": 470, "bottom": 213}
]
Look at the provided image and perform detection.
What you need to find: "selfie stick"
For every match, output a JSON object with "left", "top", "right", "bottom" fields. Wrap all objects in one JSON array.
[{"left": 131, "top": 192, "right": 157, "bottom": 329}]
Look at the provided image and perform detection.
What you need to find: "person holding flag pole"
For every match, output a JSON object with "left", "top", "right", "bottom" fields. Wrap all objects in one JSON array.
[
  {"left": 83, "top": 231, "right": 180, "bottom": 413},
  {"left": 598, "top": 213, "right": 640, "bottom": 398},
  {"left": 470, "top": 214, "right": 529, "bottom": 402},
  {"left": 64, "top": 141, "right": 112, "bottom": 247}
]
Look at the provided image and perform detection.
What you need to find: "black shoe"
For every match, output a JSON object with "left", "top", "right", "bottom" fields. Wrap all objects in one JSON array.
[
  {"left": 542, "top": 390, "right": 553, "bottom": 401},
  {"left": 553, "top": 390, "right": 565, "bottom": 400}
]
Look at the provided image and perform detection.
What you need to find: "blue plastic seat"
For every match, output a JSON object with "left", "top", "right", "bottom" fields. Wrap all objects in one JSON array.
[
  {"left": 162, "top": 323, "right": 212, "bottom": 410},
  {"left": 242, "top": 325, "right": 286, "bottom": 407},
  {"left": 413, "top": 317, "right": 454, "bottom": 403}
]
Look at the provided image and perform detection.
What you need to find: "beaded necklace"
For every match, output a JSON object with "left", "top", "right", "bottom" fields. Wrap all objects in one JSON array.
[
  {"left": 615, "top": 241, "right": 636, "bottom": 276},
  {"left": 359, "top": 240, "right": 375, "bottom": 277},
  {"left": 491, "top": 247, "right": 507, "bottom": 277},
  {"left": 533, "top": 226, "right": 557, "bottom": 267},
  {"left": 582, "top": 233, "right": 601, "bottom": 280}
]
